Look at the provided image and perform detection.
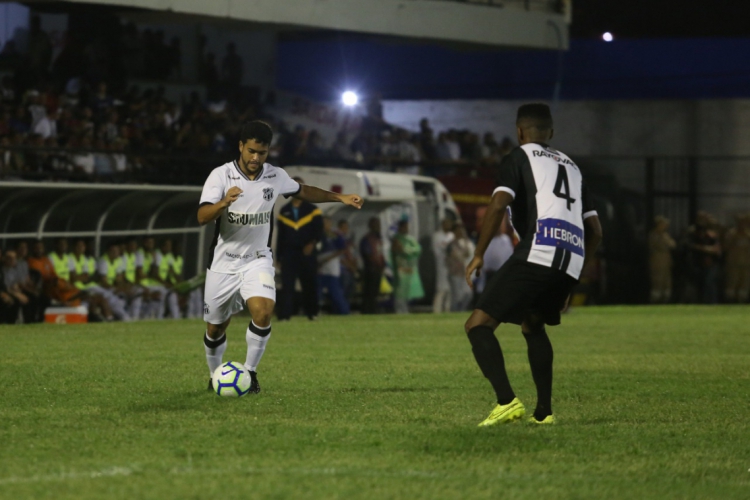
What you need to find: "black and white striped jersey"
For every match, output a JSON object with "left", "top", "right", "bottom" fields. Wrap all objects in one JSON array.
[{"left": 493, "top": 142, "right": 598, "bottom": 280}]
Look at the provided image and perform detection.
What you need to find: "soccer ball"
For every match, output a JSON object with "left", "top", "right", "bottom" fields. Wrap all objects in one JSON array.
[{"left": 212, "top": 361, "right": 251, "bottom": 397}]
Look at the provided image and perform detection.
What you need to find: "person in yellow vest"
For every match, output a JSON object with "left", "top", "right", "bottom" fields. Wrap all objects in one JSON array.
[
  {"left": 154, "top": 238, "right": 181, "bottom": 319},
  {"left": 724, "top": 213, "right": 750, "bottom": 303},
  {"left": 69, "top": 239, "right": 131, "bottom": 321},
  {"left": 48, "top": 238, "right": 111, "bottom": 319},
  {"left": 98, "top": 240, "right": 142, "bottom": 318},
  {"left": 137, "top": 236, "right": 170, "bottom": 319},
  {"left": 122, "top": 238, "right": 148, "bottom": 318},
  {"left": 48, "top": 238, "right": 76, "bottom": 287},
  {"left": 172, "top": 240, "right": 203, "bottom": 319}
]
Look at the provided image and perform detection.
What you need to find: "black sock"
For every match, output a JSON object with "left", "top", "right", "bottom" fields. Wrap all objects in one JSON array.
[
  {"left": 467, "top": 326, "right": 515, "bottom": 405},
  {"left": 523, "top": 328, "right": 553, "bottom": 420}
]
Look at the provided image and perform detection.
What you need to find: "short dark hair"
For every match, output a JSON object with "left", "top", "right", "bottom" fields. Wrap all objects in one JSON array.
[
  {"left": 240, "top": 120, "right": 273, "bottom": 146},
  {"left": 516, "top": 103, "right": 553, "bottom": 130}
]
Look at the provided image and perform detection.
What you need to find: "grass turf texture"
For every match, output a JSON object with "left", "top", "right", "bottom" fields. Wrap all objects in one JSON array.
[{"left": 1, "top": 306, "right": 748, "bottom": 499}]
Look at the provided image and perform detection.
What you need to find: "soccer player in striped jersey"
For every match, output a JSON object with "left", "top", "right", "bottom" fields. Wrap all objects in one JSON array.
[{"left": 464, "top": 104, "right": 603, "bottom": 426}]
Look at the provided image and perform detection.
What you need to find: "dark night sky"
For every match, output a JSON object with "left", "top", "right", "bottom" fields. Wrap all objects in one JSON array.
[{"left": 571, "top": 0, "right": 750, "bottom": 38}]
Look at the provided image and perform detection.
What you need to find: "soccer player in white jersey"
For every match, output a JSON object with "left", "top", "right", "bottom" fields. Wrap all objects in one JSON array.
[
  {"left": 198, "top": 121, "right": 363, "bottom": 392},
  {"left": 464, "top": 104, "right": 603, "bottom": 426}
]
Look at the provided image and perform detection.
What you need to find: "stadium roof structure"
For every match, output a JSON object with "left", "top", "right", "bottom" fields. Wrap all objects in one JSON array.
[
  {"left": 40, "top": 0, "right": 569, "bottom": 50},
  {"left": 0, "top": 181, "right": 207, "bottom": 274}
]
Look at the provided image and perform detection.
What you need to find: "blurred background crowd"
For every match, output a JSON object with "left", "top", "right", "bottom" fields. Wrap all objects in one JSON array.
[{"left": 0, "top": 16, "right": 514, "bottom": 183}]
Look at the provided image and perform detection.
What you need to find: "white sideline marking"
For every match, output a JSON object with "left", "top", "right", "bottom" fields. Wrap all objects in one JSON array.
[
  {"left": 0, "top": 464, "right": 447, "bottom": 486},
  {"left": 0, "top": 466, "right": 135, "bottom": 485}
]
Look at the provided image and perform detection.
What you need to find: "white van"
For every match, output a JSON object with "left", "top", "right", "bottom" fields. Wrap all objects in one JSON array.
[{"left": 277, "top": 166, "right": 460, "bottom": 304}]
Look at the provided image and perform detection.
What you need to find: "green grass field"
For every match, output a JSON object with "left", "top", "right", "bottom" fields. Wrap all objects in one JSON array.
[{"left": 1, "top": 306, "right": 748, "bottom": 499}]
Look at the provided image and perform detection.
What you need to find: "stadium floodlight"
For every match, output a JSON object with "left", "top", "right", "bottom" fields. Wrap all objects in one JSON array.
[
  {"left": 602, "top": 32, "right": 614, "bottom": 42},
  {"left": 341, "top": 91, "right": 358, "bottom": 107}
]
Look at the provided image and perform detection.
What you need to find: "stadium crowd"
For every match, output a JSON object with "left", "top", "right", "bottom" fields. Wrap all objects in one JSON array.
[
  {"left": 0, "top": 237, "right": 202, "bottom": 324},
  {"left": 0, "top": 18, "right": 512, "bottom": 183}
]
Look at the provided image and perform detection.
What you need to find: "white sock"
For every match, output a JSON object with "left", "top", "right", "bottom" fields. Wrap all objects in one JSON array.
[
  {"left": 204, "top": 332, "right": 227, "bottom": 376},
  {"left": 245, "top": 321, "right": 271, "bottom": 372}
]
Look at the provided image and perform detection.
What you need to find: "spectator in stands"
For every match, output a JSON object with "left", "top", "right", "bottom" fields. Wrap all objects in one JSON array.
[
  {"left": 481, "top": 132, "right": 498, "bottom": 160},
  {"left": 648, "top": 215, "right": 676, "bottom": 303},
  {"left": 14, "top": 241, "right": 38, "bottom": 292},
  {"left": 69, "top": 238, "right": 130, "bottom": 321},
  {"left": 447, "top": 224, "right": 475, "bottom": 311},
  {"left": 337, "top": 219, "right": 357, "bottom": 305},
  {"left": 317, "top": 216, "right": 350, "bottom": 315},
  {"left": 331, "top": 131, "right": 354, "bottom": 163},
  {"left": 283, "top": 125, "right": 308, "bottom": 164},
  {"left": 436, "top": 132, "right": 460, "bottom": 161},
  {"left": 2, "top": 247, "right": 42, "bottom": 323},
  {"left": 360, "top": 217, "right": 386, "bottom": 314},
  {"left": 432, "top": 218, "right": 454, "bottom": 313},
  {"left": 33, "top": 108, "right": 58, "bottom": 139},
  {"left": 723, "top": 213, "right": 750, "bottom": 303},
  {"left": 27, "top": 240, "right": 82, "bottom": 306},
  {"left": 418, "top": 118, "right": 436, "bottom": 161},
  {"left": 460, "top": 132, "right": 483, "bottom": 162},
  {"left": 687, "top": 212, "right": 722, "bottom": 304},
  {"left": 306, "top": 129, "right": 328, "bottom": 162},
  {"left": 395, "top": 129, "right": 421, "bottom": 164},
  {"left": 391, "top": 219, "right": 423, "bottom": 314},
  {"left": 0, "top": 247, "right": 20, "bottom": 324}
]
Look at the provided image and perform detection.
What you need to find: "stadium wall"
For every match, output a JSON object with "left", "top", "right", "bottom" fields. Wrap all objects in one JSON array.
[{"left": 383, "top": 98, "right": 750, "bottom": 226}]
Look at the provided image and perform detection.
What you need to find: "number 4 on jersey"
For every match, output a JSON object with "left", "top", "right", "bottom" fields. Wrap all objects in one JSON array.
[{"left": 553, "top": 164, "right": 576, "bottom": 210}]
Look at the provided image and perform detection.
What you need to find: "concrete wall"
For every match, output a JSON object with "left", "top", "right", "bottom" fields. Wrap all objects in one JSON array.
[
  {"left": 58, "top": 0, "right": 568, "bottom": 50},
  {"left": 383, "top": 98, "right": 750, "bottom": 225},
  {"left": 382, "top": 99, "right": 750, "bottom": 157}
]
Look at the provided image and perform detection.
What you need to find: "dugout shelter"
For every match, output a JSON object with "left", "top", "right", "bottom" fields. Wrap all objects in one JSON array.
[{"left": 0, "top": 181, "right": 206, "bottom": 277}]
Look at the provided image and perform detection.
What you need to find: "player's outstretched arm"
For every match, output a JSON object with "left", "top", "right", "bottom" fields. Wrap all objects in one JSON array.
[
  {"left": 197, "top": 187, "right": 243, "bottom": 225},
  {"left": 295, "top": 184, "right": 363, "bottom": 209},
  {"left": 465, "top": 191, "right": 513, "bottom": 288}
]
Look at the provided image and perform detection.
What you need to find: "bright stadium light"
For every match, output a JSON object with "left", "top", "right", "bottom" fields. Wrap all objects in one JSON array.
[
  {"left": 602, "top": 32, "right": 614, "bottom": 42},
  {"left": 341, "top": 91, "right": 359, "bottom": 107}
]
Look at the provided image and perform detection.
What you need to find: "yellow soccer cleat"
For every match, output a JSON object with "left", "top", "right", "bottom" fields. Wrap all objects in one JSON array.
[
  {"left": 477, "top": 398, "right": 526, "bottom": 427},
  {"left": 528, "top": 415, "right": 556, "bottom": 425}
]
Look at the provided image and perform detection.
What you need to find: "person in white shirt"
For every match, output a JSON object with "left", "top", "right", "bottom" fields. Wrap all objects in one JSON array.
[
  {"left": 432, "top": 218, "right": 454, "bottom": 313},
  {"left": 198, "top": 120, "right": 363, "bottom": 393},
  {"left": 33, "top": 109, "right": 58, "bottom": 139},
  {"left": 448, "top": 224, "right": 476, "bottom": 311}
]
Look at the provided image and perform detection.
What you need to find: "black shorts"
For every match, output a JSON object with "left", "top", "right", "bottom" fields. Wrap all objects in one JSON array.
[{"left": 476, "top": 257, "right": 577, "bottom": 326}]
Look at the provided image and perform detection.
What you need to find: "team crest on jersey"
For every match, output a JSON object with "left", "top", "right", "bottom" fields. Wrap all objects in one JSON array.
[{"left": 263, "top": 187, "right": 274, "bottom": 201}]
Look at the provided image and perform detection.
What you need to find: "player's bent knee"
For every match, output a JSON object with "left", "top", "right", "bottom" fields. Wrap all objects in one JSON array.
[
  {"left": 206, "top": 319, "right": 230, "bottom": 339},
  {"left": 464, "top": 310, "right": 496, "bottom": 334}
]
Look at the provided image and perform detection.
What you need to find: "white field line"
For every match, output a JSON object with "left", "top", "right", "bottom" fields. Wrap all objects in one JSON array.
[
  {"left": 0, "top": 464, "right": 457, "bottom": 486},
  {"left": 0, "top": 466, "right": 136, "bottom": 485}
]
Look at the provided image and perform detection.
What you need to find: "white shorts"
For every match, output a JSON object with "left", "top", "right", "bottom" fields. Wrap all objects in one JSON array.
[{"left": 203, "top": 258, "right": 276, "bottom": 324}]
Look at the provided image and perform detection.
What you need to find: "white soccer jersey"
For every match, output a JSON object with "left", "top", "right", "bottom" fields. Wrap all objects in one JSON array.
[
  {"left": 200, "top": 161, "right": 300, "bottom": 274},
  {"left": 493, "top": 143, "right": 598, "bottom": 280}
]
